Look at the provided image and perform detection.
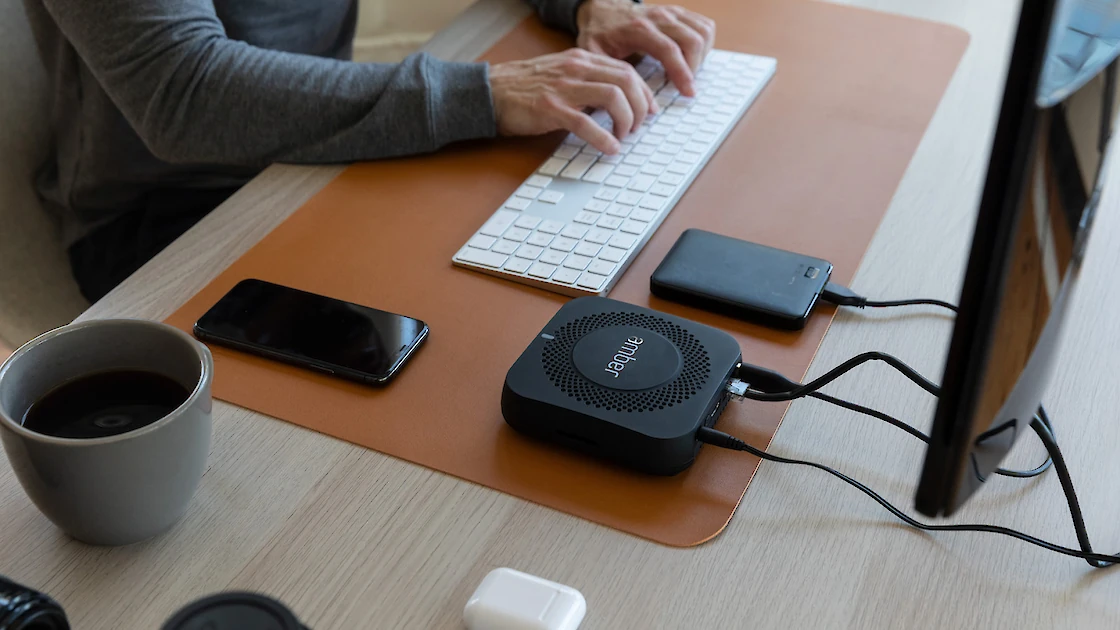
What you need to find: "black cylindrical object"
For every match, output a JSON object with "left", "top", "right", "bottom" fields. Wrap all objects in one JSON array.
[
  {"left": 0, "top": 575, "right": 69, "bottom": 630},
  {"left": 162, "top": 592, "right": 309, "bottom": 630}
]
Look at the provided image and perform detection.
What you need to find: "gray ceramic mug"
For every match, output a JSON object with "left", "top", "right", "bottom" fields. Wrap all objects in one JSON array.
[{"left": 0, "top": 319, "right": 213, "bottom": 546}]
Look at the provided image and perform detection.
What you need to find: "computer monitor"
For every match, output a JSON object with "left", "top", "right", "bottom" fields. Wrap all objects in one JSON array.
[{"left": 915, "top": 0, "right": 1120, "bottom": 517}]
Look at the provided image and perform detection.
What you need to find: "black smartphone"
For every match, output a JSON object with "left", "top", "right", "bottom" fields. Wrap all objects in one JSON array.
[
  {"left": 193, "top": 279, "right": 428, "bottom": 385},
  {"left": 650, "top": 229, "right": 832, "bottom": 330}
]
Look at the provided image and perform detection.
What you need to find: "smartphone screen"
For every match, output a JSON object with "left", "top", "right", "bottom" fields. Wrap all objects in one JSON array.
[{"left": 194, "top": 279, "right": 428, "bottom": 384}]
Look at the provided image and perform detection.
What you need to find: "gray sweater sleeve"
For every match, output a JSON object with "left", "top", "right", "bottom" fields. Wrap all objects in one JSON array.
[
  {"left": 38, "top": 0, "right": 498, "bottom": 166},
  {"left": 523, "top": 0, "right": 587, "bottom": 34}
]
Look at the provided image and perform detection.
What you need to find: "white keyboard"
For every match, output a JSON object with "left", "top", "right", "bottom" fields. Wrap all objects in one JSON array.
[{"left": 453, "top": 49, "right": 776, "bottom": 296}]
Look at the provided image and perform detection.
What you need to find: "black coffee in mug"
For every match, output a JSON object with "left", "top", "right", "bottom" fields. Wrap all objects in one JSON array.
[{"left": 21, "top": 370, "right": 190, "bottom": 439}]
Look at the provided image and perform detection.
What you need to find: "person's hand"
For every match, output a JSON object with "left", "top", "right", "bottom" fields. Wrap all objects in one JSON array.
[
  {"left": 490, "top": 48, "right": 656, "bottom": 154},
  {"left": 576, "top": 0, "right": 716, "bottom": 97}
]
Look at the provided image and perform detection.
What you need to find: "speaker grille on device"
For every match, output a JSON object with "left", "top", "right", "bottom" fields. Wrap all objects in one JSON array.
[{"left": 541, "top": 311, "right": 711, "bottom": 413}]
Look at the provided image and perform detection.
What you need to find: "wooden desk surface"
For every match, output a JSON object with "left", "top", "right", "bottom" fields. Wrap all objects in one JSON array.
[{"left": 5, "top": 0, "right": 1120, "bottom": 627}]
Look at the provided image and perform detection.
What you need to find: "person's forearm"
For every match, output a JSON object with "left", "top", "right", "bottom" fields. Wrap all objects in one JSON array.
[{"left": 41, "top": 0, "right": 496, "bottom": 166}]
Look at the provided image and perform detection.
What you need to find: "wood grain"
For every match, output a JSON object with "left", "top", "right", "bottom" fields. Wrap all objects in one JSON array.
[{"left": 5, "top": 0, "right": 1120, "bottom": 628}]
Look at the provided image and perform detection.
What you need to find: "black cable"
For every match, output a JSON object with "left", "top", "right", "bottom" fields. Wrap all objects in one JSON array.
[
  {"left": 736, "top": 351, "right": 941, "bottom": 401},
  {"left": 805, "top": 391, "right": 1052, "bottom": 478},
  {"left": 821, "top": 282, "right": 959, "bottom": 313},
  {"left": 697, "top": 415, "right": 1120, "bottom": 567}
]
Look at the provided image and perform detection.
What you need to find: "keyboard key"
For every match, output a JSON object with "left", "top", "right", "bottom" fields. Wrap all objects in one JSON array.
[
  {"left": 609, "top": 233, "right": 638, "bottom": 249},
  {"left": 599, "top": 153, "right": 624, "bottom": 164},
  {"left": 640, "top": 163, "right": 665, "bottom": 176},
  {"left": 614, "top": 164, "right": 640, "bottom": 177},
  {"left": 678, "top": 151, "right": 702, "bottom": 164},
  {"left": 605, "top": 175, "right": 630, "bottom": 188},
  {"left": 607, "top": 204, "right": 631, "bottom": 218},
  {"left": 619, "top": 142, "right": 635, "bottom": 155},
  {"left": 659, "top": 173, "right": 684, "bottom": 186},
  {"left": 631, "top": 144, "right": 657, "bottom": 156},
  {"left": 584, "top": 199, "right": 609, "bottom": 213},
  {"left": 554, "top": 145, "right": 580, "bottom": 160},
  {"left": 588, "top": 259, "right": 615, "bottom": 276},
  {"left": 667, "top": 161, "right": 692, "bottom": 175},
  {"left": 527, "top": 262, "right": 557, "bottom": 279},
  {"left": 630, "top": 208, "right": 657, "bottom": 222},
  {"left": 539, "top": 157, "right": 570, "bottom": 176},
  {"left": 666, "top": 133, "right": 690, "bottom": 144},
  {"left": 457, "top": 247, "right": 507, "bottom": 268},
  {"left": 492, "top": 239, "right": 519, "bottom": 254},
  {"left": 620, "top": 220, "right": 647, "bottom": 235},
  {"left": 594, "top": 187, "right": 620, "bottom": 201},
  {"left": 539, "top": 249, "right": 567, "bottom": 265},
  {"left": 478, "top": 210, "right": 518, "bottom": 237},
  {"left": 504, "top": 197, "right": 531, "bottom": 211},
  {"left": 597, "top": 215, "right": 623, "bottom": 230},
  {"left": 515, "top": 185, "right": 542, "bottom": 199},
  {"left": 650, "top": 183, "right": 675, "bottom": 197},
  {"left": 655, "top": 93, "right": 675, "bottom": 108},
  {"left": 560, "top": 155, "right": 597, "bottom": 179},
  {"left": 628, "top": 175, "right": 656, "bottom": 192},
  {"left": 648, "top": 152, "right": 674, "bottom": 165},
  {"left": 638, "top": 196, "right": 667, "bottom": 211},
  {"left": 700, "top": 122, "right": 722, "bottom": 134},
  {"left": 583, "top": 163, "right": 614, "bottom": 183},
  {"left": 503, "top": 257, "right": 532, "bottom": 274},
  {"left": 537, "top": 220, "right": 564, "bottom": 234},
  {"left": 515, "top": 244, "right": 544, "bottom": 259},
  {"left": 527, "top": 232, "right": 553, "bottom": 247},
  {"left": 468, "top": 234, "right": 497, "bottom": 250},
  {"left": 562, "top": 254, "right": 592, "bottom": 270},
  {"left": 576, "top": 272, "right": 608, "bottom": 291},
  {"left": 514, "top": 215, "right": 542, "bottom": 230},
  {"left": 616, "top": 191, "right": 643, "bottom": 205},
  {"left": 676, "top": 123, "right": 699, "bottom": 135},
  {"left": 538, "top": 190, "right": 564, "bottom": 204},
  {"left": 550, "top": 236, "right": 577, "bottom": 252},
  {"left": 573, "top": 211, "right": 598, "bottom": 225},
  {"left": 623, "top": 153, "right": 648, "bottom": 166},
  {"left": 598, "top": 246, "right": 628, "bottom": 263},
  {"left": 504, "top": 226, "right": 531, "bottom": 242},
  {"left": 584, "top": 228, "right": 613, "bottom": 244},
  {"left": 561, "top": 224, "right": 589, "bottom": 239},
  {"left": 580, "top": 145, "right": 603, "bottom": 156},
  {"left": 527, "top": 175, "right": 553, "bottom": 188},
  {"left": 661, "top": 143, "right": 683, "bottom": 155},
  {"left": 551, "top": 267, "right": 581, "bottom": 284},
  {"left": 684, "top": 142, "right": 708, "bottom": 154},
  {"left": 574, "top": 242, "right": 601, "bottom": 257}
]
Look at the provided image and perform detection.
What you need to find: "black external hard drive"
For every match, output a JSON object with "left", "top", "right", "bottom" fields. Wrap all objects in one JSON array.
[{"left": 650, "top": 229, "right": 833, "bottom": 330}]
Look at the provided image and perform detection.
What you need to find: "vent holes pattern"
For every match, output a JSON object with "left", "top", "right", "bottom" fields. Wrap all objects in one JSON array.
[{"left": 540, "top": 312, "right": 710, "bottom": 413}]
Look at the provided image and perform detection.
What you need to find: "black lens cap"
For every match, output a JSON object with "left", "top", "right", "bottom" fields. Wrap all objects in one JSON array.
[{"left": 161, "top": 592, "right": 308, "bottom": 630}]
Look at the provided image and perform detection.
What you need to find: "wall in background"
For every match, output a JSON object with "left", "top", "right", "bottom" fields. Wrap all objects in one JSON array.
[{"left": 353, "top": 0, "right": 477, "bottom": 62}]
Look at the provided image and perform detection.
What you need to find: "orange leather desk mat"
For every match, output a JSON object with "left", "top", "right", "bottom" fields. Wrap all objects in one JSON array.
[{"left": 166, "top": 0, "right": 967, "bottom": 546}]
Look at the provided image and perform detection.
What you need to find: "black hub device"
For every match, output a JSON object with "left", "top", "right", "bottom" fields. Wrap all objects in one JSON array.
[{"left": 502, "top": 297, "right": 743, "bottom": 475}]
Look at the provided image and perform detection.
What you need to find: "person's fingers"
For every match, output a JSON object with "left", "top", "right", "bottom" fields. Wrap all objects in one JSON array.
[
  {"left": 674, "top": 10, "right": 716, "bottom": 61},
  {"left": 567, "top": 80, "right": 635, "bottom": 140},
  {"left": 649, "top": 10, "right": 706, "bottom": 72},
  {"left": 577, "top": 60, "right": 653, "bottom": 132},
  {"left": 555, "top": 104, "right": 620, "bottom": 153},
  {"left": 622, "top": 18, "right": 695, "bottom": 96}
]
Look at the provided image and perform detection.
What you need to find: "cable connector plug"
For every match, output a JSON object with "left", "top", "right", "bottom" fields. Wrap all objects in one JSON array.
[
  {"left": 696, "top": 426, "right": 749, "bottom": 451},
  {"left": 821, "top": 282, "right": 868, "bottom": 308}
]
